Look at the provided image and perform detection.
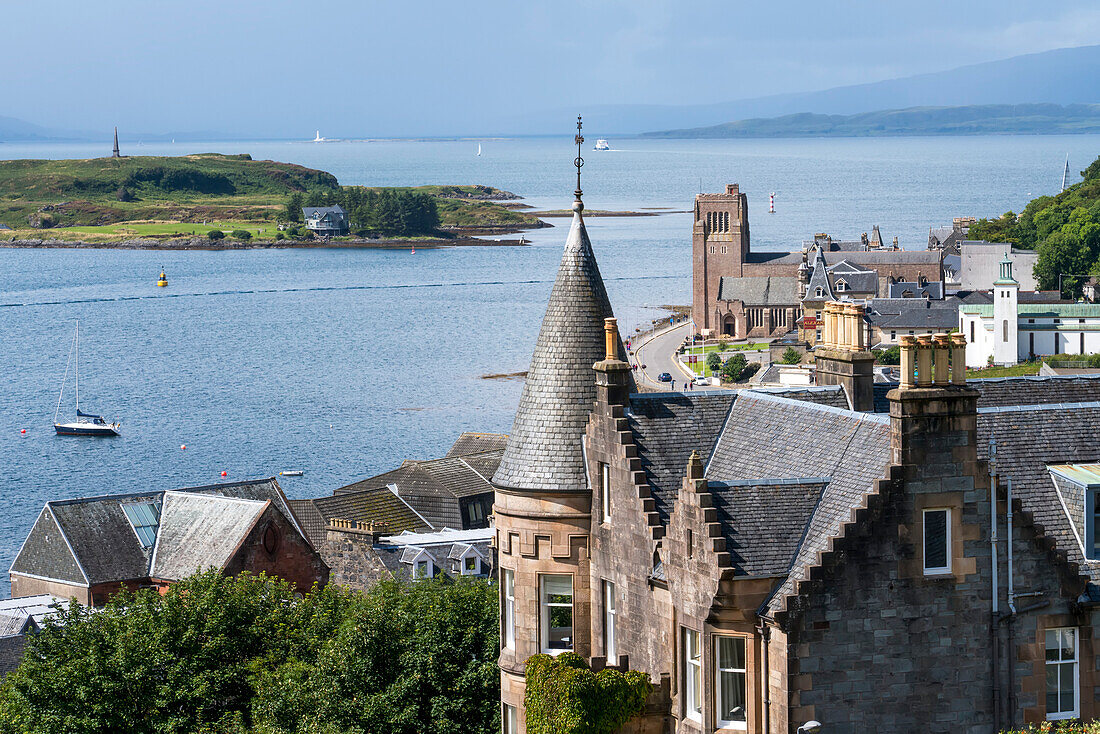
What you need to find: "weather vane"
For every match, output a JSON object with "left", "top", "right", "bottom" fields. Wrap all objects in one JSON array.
[{"left": 574, "top": 115, "right": 584, "bottom": 207}]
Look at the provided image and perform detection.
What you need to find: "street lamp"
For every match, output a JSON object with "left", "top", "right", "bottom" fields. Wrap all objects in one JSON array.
[{"left": 797, "top": 721, "right": 822, "bottom": 734}]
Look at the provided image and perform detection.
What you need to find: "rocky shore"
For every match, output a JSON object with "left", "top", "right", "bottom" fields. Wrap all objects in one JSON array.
[{"left": 1, "top": 236, "right": 532, "bottom": 251}]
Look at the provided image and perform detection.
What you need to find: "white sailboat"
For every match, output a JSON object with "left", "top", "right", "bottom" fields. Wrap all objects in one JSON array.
[
  {"left": 53, "top": 324, "right": 120, "bottom": 437},
  {"left": 477, "top": 143, "right": 482, "bottom": 157}
]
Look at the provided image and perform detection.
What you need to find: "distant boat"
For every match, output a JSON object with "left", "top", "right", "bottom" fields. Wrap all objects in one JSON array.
[
  {"left": 279, "top": 470, "right": 304, "bottom": 477},
  {"left": 53, "top": 325, "right": 120, "bottom": 437},
  {"left": 477, "top": 143, "right": 482, "bottom": 157},
  {"left": 593, "top": 139, "right": 610, "bottom": 151}
]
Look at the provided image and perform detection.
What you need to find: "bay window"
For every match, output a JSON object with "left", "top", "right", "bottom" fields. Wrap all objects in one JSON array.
[
  {"left": 716, "top": 636, "right": 747, "bottom": 729},
  {"left": 502, "top": 703, "right": 517, "bottom": 734},
  {"left": 1046, "top": 627, "right": 1079, "bottom": 720},
  {"left": 540, "top": 574, "right": 573, "bottom": 654}
]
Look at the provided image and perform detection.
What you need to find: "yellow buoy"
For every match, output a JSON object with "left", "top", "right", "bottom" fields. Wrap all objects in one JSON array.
[{"left": 156, "top": 270, "right": 168, "bottom": 287}]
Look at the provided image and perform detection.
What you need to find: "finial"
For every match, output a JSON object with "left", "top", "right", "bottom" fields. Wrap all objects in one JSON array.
[{"left": 573, "top": 115, "right": 584, "bottom": 212}]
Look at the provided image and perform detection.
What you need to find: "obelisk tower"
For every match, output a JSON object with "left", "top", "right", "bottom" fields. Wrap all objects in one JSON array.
[{"left": 112, "top": 127, "right": 120, "bottom": 158}]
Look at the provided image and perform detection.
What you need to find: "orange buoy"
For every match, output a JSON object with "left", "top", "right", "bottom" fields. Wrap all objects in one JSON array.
[{"left": 180, "top": 444, "right": 187, "bottom": 450}]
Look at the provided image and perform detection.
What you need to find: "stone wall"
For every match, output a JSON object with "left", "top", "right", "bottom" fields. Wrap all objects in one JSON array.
[
  {"left": 321, "top": 525, "right": 394, "bottom": 591},
  {"left": 224, "top": 504, "right": 330, "bottom": 594}
]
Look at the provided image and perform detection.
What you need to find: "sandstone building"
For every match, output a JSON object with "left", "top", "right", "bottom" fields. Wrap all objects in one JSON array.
[
  {"left": 692, "top": 185, "right": 944, "bottom": 339},
  {"left": 497, "top": 185, "right": 1100, "bottom": 732}
]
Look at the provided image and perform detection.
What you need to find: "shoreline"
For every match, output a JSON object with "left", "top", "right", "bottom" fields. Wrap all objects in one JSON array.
[{"left": 0, "top": 236, "right": 532, "bottom": 251}]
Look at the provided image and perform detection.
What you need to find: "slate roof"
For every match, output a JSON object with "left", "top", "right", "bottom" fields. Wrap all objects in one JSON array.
[
  {"left": 828, "top": 262, "right": 878, "bottom": 294},
  {"left": 628, "top": 392, "right": 737, "bottom": 523},
  {"left": 446, "top": 432, "right": 508, "bottom": 457},
  {"left": 493, "top": 205, "right": 631, "bottom": 492},
  {"left": 313, "top": 486, "right": 432, "bottom": 536},
  {"left": 287, "top": 499, "right": 327, "bottom": 548},
  {"left": 888, "top": 281, "right": 944, "bottom": 299},
  {"left": 805, "top": 250, "right": 833, "bottom": 301},
  {"left": 747, "top": 249, "right": 942, "bottom": 268},
  {"left": 302, "top": 205, "right": 347, "bottom": 219},
  {"left": 703, "top": 391, "right": 893, "bottom": 614},
  {"left": 750, "top": 385, "right": 851, "bottom": 409},
  {"left": 0, "top": 595, "right": 69, "bottom": 637},
  {"left": 333, "top": 450, "right": 501, "bottom": 527},
  {"left": 11, "top": 478, "right": 300, "bottom": 587},
  {"left": 717, "top": 276, "right": 800, "bottom": 305},
  {"left": 866, "top": 298, "right": 959, "bottom": 331},
  {"left": 970, "top": 375, "right": 1100, "bottom": 409},
  {"left": 150, "top": 493, "right": 267, "bottom": 582},
  {"left": 976, "top": 403, "right": 1100, "bottom": 588},
  {"left": 710, "top": 479, "right": 827, "bottom": 577}
]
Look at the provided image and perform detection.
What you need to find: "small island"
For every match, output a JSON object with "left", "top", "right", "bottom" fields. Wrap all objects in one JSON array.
[{"left": 0, "top": 154, "right": 546, "bottom": 249}]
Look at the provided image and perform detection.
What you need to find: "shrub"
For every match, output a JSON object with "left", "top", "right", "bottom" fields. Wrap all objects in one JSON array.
[
  {"left": 780, "top": 347, "right": 802, "bottom": 365},
  {"left": 717, "top": 338, "right": 731, "bottom": 351},
  {"left": 874, "top": 345, "right": 901, "bottom": 365},
  {"left": 706, "top": 352, "right": 722, "bottom": 373},
  {"left": 524, "top": 652, "right": 651, "bottom": 734},
  {"left": 230, "top": 229, "right": 252, "bottom": 241},
  {"left": 1090, "top": 353, "right": 1100, "bottom": 368},
  {"left": 721, "top": 353, "right": 748, "bottom": 382},
  {"left": 115, "top": 186, "right": 134, "bottom": 202},
  {"left": 207, "top": 229, "right": 225, "bottom": 240},
  {"left": 1001, "top": 723, "right": 1100, "bottom": 733},
  {"left": 273, "top": 232, "right": 285, "bottom": 241}
]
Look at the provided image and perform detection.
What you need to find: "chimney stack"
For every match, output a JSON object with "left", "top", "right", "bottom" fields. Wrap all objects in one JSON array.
[{"left": 814, "top": 300, "right": 875, "bottom": 411}]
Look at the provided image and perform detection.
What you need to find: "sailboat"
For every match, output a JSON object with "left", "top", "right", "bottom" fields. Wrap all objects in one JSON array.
[
  {"left": 476, "top": 143, "right": 482, "bottom": 157},
  {"left": 53, "top": 325, "right": 121, "bottom": 437}
]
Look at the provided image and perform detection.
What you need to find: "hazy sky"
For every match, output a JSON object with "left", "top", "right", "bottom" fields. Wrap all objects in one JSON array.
[{"left": 5, "top": 0, "right": 1100, "bottom": 137}]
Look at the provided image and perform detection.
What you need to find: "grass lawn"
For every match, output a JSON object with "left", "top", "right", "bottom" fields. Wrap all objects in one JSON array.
[
  {"left": 684, "top": 342, "right": 768, "bottom": 355},
  {"left": 966, "top": 362, "right": 1042, "bottom": 378},
  {"left": 7, "top": 220, "right": 284, "bottom": 241}
]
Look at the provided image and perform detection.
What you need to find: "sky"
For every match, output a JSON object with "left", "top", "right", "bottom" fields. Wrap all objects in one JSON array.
[{"left": 4, "top": 0, "right": 1100, "bottom": 138}]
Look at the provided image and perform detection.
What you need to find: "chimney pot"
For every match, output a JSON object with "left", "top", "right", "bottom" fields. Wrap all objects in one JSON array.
[{"left": 604, "top": 317, "right": 618, "bottom": 362}]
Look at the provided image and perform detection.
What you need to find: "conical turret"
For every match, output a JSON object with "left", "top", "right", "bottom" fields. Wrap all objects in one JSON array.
[{"left": 493, "top": 204, "right": 630, "bottom": 492}]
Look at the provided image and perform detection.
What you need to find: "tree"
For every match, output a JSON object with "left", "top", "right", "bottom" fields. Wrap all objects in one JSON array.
[
  {"left": 705, "top": 351, "right": 722, "bottom": 373},
  {"left": 230, "top": 229, "right": 252, "bottom": 241},
  {"left": 284, "top": 192, "right": 304, "bottom": 223},
  {"left": 780, "top": 347, "right": 802, "bottom": 365},
  {"left": 721, "top": 353, "right": 748, "bottom": 382},
  {"left": 115, "top": 186, "right": 134, "bottom": 203},
  {"left": 207, "top": 229, "right": 225, "bottom": 240},
  {"left": 874, "top": 345, "right": 901, "bottom": 365},
  {"left": 524, "top": 652, "right": 651, "bottom": 734}
]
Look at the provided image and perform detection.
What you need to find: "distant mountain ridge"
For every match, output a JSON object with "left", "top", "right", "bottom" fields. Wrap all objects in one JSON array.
[
  {"left": 644, "top": 103, "right": 1100, "bottom": 138},
  {"left": 521, "top": 45, "right": 1100, "bottom": 136}
]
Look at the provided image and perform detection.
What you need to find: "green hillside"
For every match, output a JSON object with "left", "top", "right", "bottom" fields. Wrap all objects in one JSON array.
[{"left": 970, "top": 154, "right": 1100, "bottom": 297}]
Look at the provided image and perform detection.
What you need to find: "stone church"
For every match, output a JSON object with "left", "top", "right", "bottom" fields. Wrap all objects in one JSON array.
[
  {"left": 691, "top": 185, "right": 944, "bottom": 340},
  {"left": 495, "top": 185, "right": 1100, "bottom": 732}
]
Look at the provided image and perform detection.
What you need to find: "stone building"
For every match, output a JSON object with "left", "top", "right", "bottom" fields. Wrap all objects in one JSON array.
[
  {"left": 693, "top": 185, "right": 944, "bottom": 339},
  {"left": 9, "top": 478, "right": 326, "bottom": 605},
  {"left": 497, "top": 184, "right": 1100, "bottom": 732}
]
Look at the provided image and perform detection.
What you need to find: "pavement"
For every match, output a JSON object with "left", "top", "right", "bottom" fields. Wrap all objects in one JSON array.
[{"left": 630, "top": 321, "right": 696, "bottom": 390}]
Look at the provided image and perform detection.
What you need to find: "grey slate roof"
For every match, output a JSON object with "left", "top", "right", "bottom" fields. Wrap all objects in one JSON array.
[
  {"left": 446, "top": 432, "right": 509, "bottom": 457},
  {"left": 710, "top": 479, "right": 827, "bottom": 577},
  {"left": 11, "top": 478, "right": 300, "bottom": 587},
  {"left": 828, "top": 261, "right": 878, "bottom": 294},
  {"left": 750, "top": 385, "right": 851, "bottom": 409},
  {"left": 703, "top": 391, "right": 893, "bottom": 614},
  {"left": 628, "top": 392, "right": 737, "bottom": 523},
  {"left": 717, "top": 276, "right": 800, "bottom": 305},
  {"left": 888, "top": 281, "right": 944, "bottom": 299},
  {"left": 866, "top": 298, "right": 959, "bottom": 330},
  {"left": 287, "top": 499, "right": 327, "bottom": 548},
  {"left": 805, "top": 250, "right": 833, "bottom": 301},
  {"left": 493, "top": 206, "right": 632, "bottom": 492},
  {"left": 150, "top": 493, "right": 267, "bottom": 581},
  {"left": 313, "top": 487, "right": 432, "bottom": 536},
  {"left": 970, "top": 375, "right": 1100, "bottom": 409}
]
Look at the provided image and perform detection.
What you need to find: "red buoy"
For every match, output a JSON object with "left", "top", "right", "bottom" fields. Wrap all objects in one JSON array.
[
  {"left": 20, "top": 429, "right": 26, "bottom": 434},
  {"left": 180, "top": 445, "right": 187, "bottom": 450},
  {"left": 221, "top": 471, "right": 227, "bottom": 477}
]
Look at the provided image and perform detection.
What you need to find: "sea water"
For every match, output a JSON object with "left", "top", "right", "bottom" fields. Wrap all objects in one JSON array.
[{"left": 0, "top": 134, "right": 1095, "bottom": 595}]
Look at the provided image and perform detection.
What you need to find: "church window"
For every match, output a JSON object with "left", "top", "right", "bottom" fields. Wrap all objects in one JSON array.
[
  {"left": 540, "top": 574, "right": 573, "bottom": 654},
  {"left": 1003, "top": 320, "right": 1009, "bottom": 342},
  {"left": 715, "top": 636, "right": 747, "bottom": 729},
  {"left": 502, "top": 569, "right": 515, "bottom": 650},
  {"left": 603, "top": 580, "right": 617, "bottom": 660},
  {"left": 724, "top": 211, "right": 730, "bottom": 231},
  {"left": 710, "top": 247, "right": 716, "bottom": 255},
  {"left": 721, "top": 246, "right": 727, "bottom": 254},
  {"left": 970, "top": 322, "right": 975, "bottom": 343},
  {"left": 600, "top": 462, "right": 611, "bottom": 524},
  {"left": 682, "top": 628, "right": 702, "bottom": 721},
  {"left": 922, "top": 508, "right": 951, "bottom": 575},
  {"left": 1046, "top": 628, "right": 1079, "bottom": 720}
]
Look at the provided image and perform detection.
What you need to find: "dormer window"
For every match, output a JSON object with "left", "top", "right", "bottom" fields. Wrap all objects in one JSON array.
[
  {"left": 1051, "top": 464, "right": 1100, "bottom": 560},
  {"left": 814, "top": 287, "right": 823, "bottom": 298},
  {"left": 415, "top": 559, "right": 433, "bottom": 578},
  {"left": 835, "top": 279, "right": 848, "bottom": 292}
]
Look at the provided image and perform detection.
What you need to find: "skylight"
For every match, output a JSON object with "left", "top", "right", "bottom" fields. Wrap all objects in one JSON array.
[{"left": 122, "top": 501, "right": 161, "bottom": 548}]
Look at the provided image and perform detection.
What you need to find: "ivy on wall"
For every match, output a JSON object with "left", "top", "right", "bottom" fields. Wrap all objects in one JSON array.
[{"left": 524, "top": 652, "right": 651, "bottom": 734}]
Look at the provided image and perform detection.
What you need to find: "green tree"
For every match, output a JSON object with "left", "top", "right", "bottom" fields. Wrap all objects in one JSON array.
[
  {"left": 524, "top": 652, "right": 651, "bottom": 734},
  {"left": 874, "top": 345, "right": 901, "bottom": 365},
  {"left": 705, "top": 351, "right": 722, "bottom": 373},
  {"left": 284, "top": 192, "right": 304, "bottom": 223},
  {"left": 230, "top": 229, "right": 252, "bottom": 241},
  {"left": 207, "top": 229, "right": 225, "bottom": 240},
  {"left": 780, "top": 347, "right": 802, "bottom": 365},
  {"left": 721, "top": 353, "right": 748, "bottom": 382}
]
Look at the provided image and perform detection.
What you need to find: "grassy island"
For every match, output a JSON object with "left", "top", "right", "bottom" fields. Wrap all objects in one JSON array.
[{"left": 0, "top": 154, "right": 542, "bottom": 245}]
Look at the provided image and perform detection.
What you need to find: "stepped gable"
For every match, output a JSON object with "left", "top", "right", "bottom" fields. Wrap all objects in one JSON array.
[
  {"left": 703, "top": 391, "right": 892, "bottom": 614},
  {"left": 493, "top": 206, "right": 630, "bottom": 491}
]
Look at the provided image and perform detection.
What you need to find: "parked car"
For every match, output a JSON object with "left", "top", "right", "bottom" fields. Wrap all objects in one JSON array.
[
  {"left": 658, "top": 372, "right": 673, "bottom": 382},
  {"left": 694, "top": 375, "right": 709, "bottom": 386}
]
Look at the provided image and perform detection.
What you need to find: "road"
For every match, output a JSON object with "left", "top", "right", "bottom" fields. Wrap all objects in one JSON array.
[{"left": 630, "top": 322, "right": 696, "bottom": 390}]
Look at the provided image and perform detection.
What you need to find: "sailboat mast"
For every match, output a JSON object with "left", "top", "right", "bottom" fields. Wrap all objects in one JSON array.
[
  {"left": 75, "top": 323, "right": 79, "bottom": 413},
  {"left": 1062, "top": 154, "right": 1070, "bottom": 192},
  {"left": 54, "top": 330, "right": 76, "bottom": 423}
]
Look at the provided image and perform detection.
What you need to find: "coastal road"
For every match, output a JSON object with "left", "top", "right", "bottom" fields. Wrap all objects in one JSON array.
[{"left": 631, "top": 321, "right": 696, "bottom": 390}]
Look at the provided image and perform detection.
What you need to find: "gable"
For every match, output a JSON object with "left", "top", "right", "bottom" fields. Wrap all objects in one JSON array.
[
  {"left": 49, "top": 493, "right": 159, "bottom": 584},
  {"left": 10, "top": 507, "right": 87, "bottom": 586},
  {"left": 150, "top": 492, "right": 267, "bottom": 582}
]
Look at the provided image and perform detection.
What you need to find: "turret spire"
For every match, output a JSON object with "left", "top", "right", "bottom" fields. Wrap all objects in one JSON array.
[{"left": 573, "top": 115, "right": 584, "bottom": 211}]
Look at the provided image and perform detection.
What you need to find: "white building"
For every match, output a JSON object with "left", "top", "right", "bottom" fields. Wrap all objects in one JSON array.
[{"left": 961, "top": 255, "right": 1100, "bottom": 366}]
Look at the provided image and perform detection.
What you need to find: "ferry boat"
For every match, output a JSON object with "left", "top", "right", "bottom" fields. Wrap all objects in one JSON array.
[
  {"left": 53, "top": 325, "right": 121, "bottom": 437},
  {"left": 593, "top": 139, "right": 610, "bottom": 151}
]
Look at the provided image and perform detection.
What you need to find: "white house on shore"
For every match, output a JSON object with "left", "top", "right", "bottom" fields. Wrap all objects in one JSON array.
[{"left": 960, "top": 254, "right": 1100, "bottom": 366}]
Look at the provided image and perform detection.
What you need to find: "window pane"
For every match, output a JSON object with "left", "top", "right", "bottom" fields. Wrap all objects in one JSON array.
[
  {"left": 1046, "top": 664, "right": 1060, "bottom": 712},
  {"left": 1061, "top": 629, "right": 1076, "bottom": 661},
  {"left": 924, "top": 510, "right": 948, "bottom": 570},
  {"left": 718, "top": 636, "right": 745, "bottom": 669},
  {"left": 544, "top": 575, "right": 572, "bottom": 597},
  {"left": 1060, "top": 663, "right": 1074, "bottom": 712},
  {"left": 1046, "top": 630, "right": 1060, "bottom": 661},
  {"left": 719, "top": 671, "right": 746, "bottom": 722}
]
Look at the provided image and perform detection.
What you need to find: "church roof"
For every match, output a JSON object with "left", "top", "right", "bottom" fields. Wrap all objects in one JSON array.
[
  {"left": 717, "top": 276, "right": 800, "bottom": 305},
  {"left": 492, "top": 205, "right": 628, "bottom": 492}
]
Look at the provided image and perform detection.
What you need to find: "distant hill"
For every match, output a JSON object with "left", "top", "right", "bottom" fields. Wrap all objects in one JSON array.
[
  {"left": 643, "top": 103, "right": 1100, "bottom": 139},
  {"left": 521, "top": 45, "right": 1100, "bottom": 135}
]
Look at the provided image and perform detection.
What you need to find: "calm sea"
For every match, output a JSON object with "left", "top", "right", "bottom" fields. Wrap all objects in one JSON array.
[{"left": 0, "top": 134, "right": 1096, "bottom": 595}]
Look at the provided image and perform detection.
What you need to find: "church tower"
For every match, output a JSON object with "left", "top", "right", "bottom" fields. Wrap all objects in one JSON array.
[
  {"left": 691, "top": 185, "right": 750, "bottom": 335},
  {"left": 992, "top": 252, "right": 1019, "bottom": 366},
  {"left": 493, "top": 118, "right": 630, "bottom": 733}
]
